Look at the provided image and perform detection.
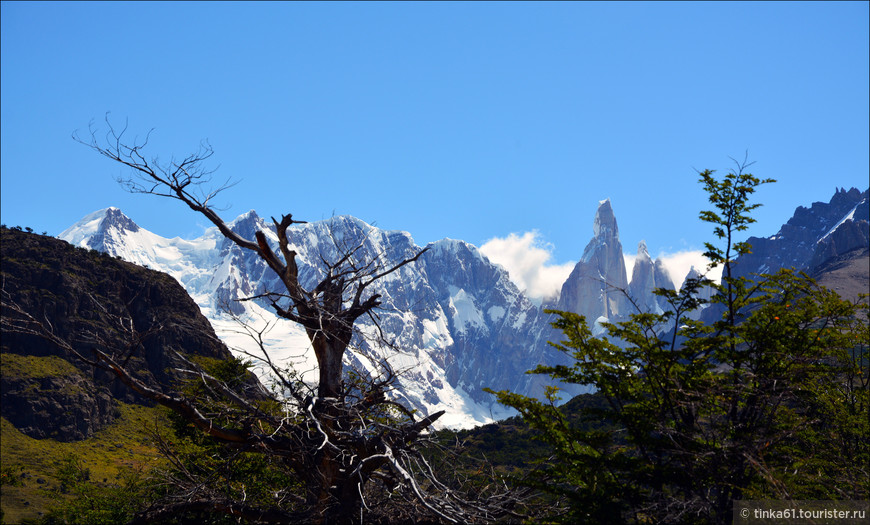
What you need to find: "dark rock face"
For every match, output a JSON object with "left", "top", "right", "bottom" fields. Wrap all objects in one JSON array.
[
  {"left": 699, "top": 187, "right": 868, "bottom": 325},
  {"left": 85, "top": 207, "right": 140, "bottom": 250},
  {"left": 0, "top": 370, "right": 118, "bottom": 441},
  {"left": 1, "top": 227, "right": 239, "bottom": 441},
  {"left": 419, "top": 239, "right": 558, "bottom": 404},
  {"left": 733, "top": 187, "right": 869, "bottom": 279},
  {"left": 811, "top": 247, "right": 870, "bottom": 304},
  {"left": 809, "top": 196, "right": 870, "bottom": 270}
]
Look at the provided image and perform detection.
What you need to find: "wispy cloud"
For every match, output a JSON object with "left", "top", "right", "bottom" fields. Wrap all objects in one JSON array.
[
  {"left": 482, "top": 232, "right": 722, "bottom": 301},
  {"left": 654, "top": 250, "right": 722, "bottom": 289},
  {"left": 479, "top": 232, "right": 575, "bottom": 302}
]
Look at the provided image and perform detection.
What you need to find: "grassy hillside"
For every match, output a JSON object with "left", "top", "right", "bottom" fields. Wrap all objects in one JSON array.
[
  {"left": 0, "top": 400, "right": 172, "bottom": 523},
  {"left": 0, "top": 227, "right": 253, "bottom": 523}
]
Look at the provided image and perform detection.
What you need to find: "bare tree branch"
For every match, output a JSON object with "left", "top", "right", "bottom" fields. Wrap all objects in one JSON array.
[{"left": 59, "top": 121, "right": 534, "bottom": 523}]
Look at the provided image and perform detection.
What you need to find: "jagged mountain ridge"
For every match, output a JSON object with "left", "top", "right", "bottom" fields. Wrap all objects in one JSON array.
[
  {"left": 628, "top": 241, "right": 676, "bottom": 315},
  {"left": 60, "top": 209, "right": 576, "bottom": 429},
  {"left": 556, "top": 199, "right": 630, "bottom": 329},
  {"left": 58, "top": 186, "right": 868, "bottom": 428},
  {"left": 554, "top": 199, "right": 678, "bottom": 334},
  {"left": 0, "top": 226, "right": 248, "bottom": 441},
  {"left": 733, "top": 187, "right": 869, "bottom": 279}
]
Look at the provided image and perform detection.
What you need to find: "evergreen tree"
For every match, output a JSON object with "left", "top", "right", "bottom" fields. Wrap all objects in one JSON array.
[{"left": 486, "top": 165, "right": 869, "bottom": 524}]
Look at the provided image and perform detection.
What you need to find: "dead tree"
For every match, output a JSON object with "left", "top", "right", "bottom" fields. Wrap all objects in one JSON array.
[{"left": 55, "top": 116, "right": 531, "bottom": 523}]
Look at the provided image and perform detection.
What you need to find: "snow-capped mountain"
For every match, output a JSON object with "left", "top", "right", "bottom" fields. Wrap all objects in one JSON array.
[
  {"left": 58, "top": 187, "right": 867, "bottom": 429},
  {"left": 60, "top": 209, "right": 580, "bottom": 429},
  {"left": 627, "top": 240, "right": 675, "bottom": 316},
  {"left": 553, "top": 199, "right": 677, "bottom": 334},
  {"left": 733, "top": 187, "right": 869, "bottom": 278}
]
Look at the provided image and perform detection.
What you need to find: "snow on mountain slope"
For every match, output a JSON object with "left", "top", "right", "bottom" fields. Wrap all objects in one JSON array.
[
  {"left": 734, "top": 187, "right": 869, "bottom": 278},
  {"left": 59, "top": 208, "right": 571, "bottom": 428},
  {"left": 61, "top": 189, "right": 865, "bottom": 428}
]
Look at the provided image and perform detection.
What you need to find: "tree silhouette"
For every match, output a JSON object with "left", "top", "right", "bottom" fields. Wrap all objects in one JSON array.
[{"left": 2, "top": 115, "right": 533, "bottom": 523}]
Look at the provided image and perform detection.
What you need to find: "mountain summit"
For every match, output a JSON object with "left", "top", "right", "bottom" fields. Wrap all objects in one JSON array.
[
  {"left": 556, "top": 199, "right": 630, "bottom": 333},
  {"left": 58, "top": 207, "right": 139, "bottom": 249},
  {"left": 734, "top": 187, "right": 869, "bottom": 278},
  {"left": 57, "top": 186, "right": 867, "bottom": 427},
  {"left": 59, "top": 211, "right": 575, "bottom": 428},
  {"left": 627, "top": 241, "right": 675, "bottom": 315}
]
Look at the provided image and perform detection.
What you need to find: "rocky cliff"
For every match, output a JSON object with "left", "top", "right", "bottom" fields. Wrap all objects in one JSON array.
[
  {"left": 733, "top": 187, "right": 869, "bottom": 278},
  {"left": 627, "top": 241, "right": 675, "bottom": 315},
  {"left": 59, "top": 210, "right": 576, "bottom": 427},
  {"left": 0, "top": 226, "right": 246, "bottom": 441},
  {"left": 556, "top": 199, "right": 630, "bottom": 333}
]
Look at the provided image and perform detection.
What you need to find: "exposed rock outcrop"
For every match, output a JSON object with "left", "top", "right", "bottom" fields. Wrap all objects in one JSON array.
[
  {"left": 1, "top": 226, "right": 250, "bottom": 441},
  {"left": 627, "top": 241, "right": 675, "bottom": 314},
  {"left": 809, "top": 195, "right": 869, "bottom": 270},
  {"left": 733, "top": 187, "right": 869, "bottom": 278},
  {"left": 557, "top": 199, "right": 629, "bottom": 331}
]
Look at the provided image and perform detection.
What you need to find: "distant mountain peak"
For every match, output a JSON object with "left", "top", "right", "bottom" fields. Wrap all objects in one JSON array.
[
  {"left": 231, "top": 209, "right": 261, "bottom": 223},
  {"left": 57, "top": 207, "right": 566, "bottom": 429},
  {"left": 636, "top": 240, "right": 650, "bottom": 259},
  {"left": 102, "top": 207, "right": 140, "bottom": 232},
  {"left": 593, "top": 198, "right": 618, "bottom": 239},
  {"left": 559, "top": 199, "right": 629, "bottom": 325},
  {"left": 735, "top": 187, "right": 869, "bottom": 278},
  {"left": 59, "top": 207, "right": 139, "bottom": 248}
]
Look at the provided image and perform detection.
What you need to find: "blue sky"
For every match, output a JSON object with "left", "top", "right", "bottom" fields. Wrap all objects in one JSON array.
[{"left": 2, "top": 2, "right": 868, "bottom": 295}]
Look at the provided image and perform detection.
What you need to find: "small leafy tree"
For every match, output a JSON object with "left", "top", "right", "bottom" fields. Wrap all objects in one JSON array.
[
  {"left": 36, "top": 461, "right": 153, "bottom": 525},
  {"left": 487, "top": 163, "right": 869, "bottom": 524}
]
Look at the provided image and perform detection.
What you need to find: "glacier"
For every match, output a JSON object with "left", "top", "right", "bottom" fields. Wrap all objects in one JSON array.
[{"left": 59, "top": 208, "right": 578, "bottom": 429}]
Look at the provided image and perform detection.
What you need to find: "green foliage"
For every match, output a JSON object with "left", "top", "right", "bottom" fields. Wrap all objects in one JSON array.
[
  {"left": 55, "top": 455, "right": 90, "bottom": 494},
  {"left": 697, "top": 164, "right": 775, "bottom": 266},
  {"left": 0, "top": 465, "right": 25, "bottom": 488},
  {"left": 35, "top": 464, "right": 153, "bottom": 525},
  {"left": 487, "top": 166, "right": 869, "bottom": 524},
  {"left": 0, "top": 403, "right": 169, "bottom": 524},
  {"left": 14, "top": 356, "right": 300, "bottom": 525},
  {"left": 0, "top": 354, "right": 82, "bottom": 380},
  {"left": 443, "top": 418, "right": 549, "bottom": 472},
  {"left": 154, "top": 355, "right": 305, "bottom": 520}
]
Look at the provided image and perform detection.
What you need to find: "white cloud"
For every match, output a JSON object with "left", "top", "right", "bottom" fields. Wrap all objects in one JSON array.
[
  {"left": 479, "top": 232, "right": 575, "bottom": 302},
  {"left": 480, "top": 232, "right": 723, "bottom": 302},
  {"left": 623, "top": 253, "right": 638, "bottom": 278},
  {"left": 653, "top": 250, "right": 722, "bottom": 290}
]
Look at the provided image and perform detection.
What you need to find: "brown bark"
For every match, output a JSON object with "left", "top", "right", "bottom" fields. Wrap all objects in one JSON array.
[{"left": 61, "top": 119, "right": 524, "bottom": 523}]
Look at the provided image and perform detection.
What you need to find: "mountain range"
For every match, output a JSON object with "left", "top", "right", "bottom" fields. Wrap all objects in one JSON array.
[{"left": 57, "top": 187, "right": 869, "bottom": 428}]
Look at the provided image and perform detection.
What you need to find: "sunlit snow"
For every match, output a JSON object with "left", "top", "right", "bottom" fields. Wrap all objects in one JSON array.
[{"left": 59, "top": 208, "right": 518, "bottom": 429}]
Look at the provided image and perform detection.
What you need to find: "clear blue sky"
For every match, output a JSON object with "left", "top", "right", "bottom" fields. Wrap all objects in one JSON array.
[{"left": 2, "top": 1, "right": 868, "bottom": 266}]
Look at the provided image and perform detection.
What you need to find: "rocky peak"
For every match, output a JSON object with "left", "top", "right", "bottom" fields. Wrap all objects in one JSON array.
[
  {"left": 636, "top": 240, "right": 650, "bottom": 261},
  {"left": 226, "top": 209, "right": 267, "bottom": 240},
  {"left": 558, "top": 200, "right": 629, "bottom": 331},
  {"left": 829, "top": 187, "right": 865, "bottom": 209},
  {"left": 653, "top": 258, "right": 675, "bottom": 292},
  {"left": 810, "top": 193, "right": 869, "bottom": 269},
  {"left": 628, "top": 241, "right": 674, "bottom": 315},
  {"left": 734, "top": 187, "right": 869, "bottom": 279},
  {"left": 101, "top": 207, "right": 140, "bottom": 234},
  {"left": 2, "top": 227, "right": 246, "bottom": 441},
  {"left": 58, "top": 207, "right": 139, "bottom": 250},
  {"left": 84, "top": 208, "right": 141, "bottom": 253},
  {"left": 683, "top": 266, "right": 715, "bottom": 300},
  {"left": 592, "top": 199, "right": 619, "bottom": 239}
]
